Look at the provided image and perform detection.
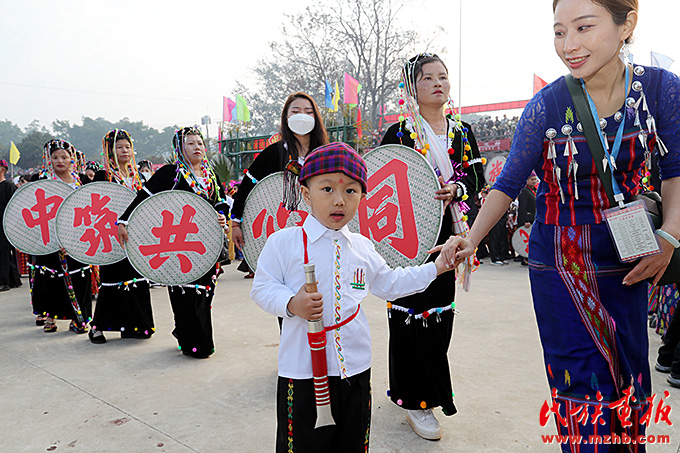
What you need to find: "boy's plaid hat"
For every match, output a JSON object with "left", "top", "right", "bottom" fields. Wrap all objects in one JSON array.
[
  {"left": 299, "top": 142, "right": 367, "bottom": 193},
  {"left": 0, "top": 159, "right": 8, "bottom": 169}
]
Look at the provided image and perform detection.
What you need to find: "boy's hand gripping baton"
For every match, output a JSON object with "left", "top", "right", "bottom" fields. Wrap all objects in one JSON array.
[{"left": 304, "top": 263, "right": 336, "bottom": 428}]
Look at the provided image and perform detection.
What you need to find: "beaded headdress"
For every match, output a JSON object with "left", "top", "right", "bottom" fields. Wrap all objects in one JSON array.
[
  {"left": 41, "top": 139, "right": 82, "bottom": 186},
  {"left": 172, "top": 127, "right": 220, "bottom": 200},
  {"left": 102, "top": 129, "right": 142, "bottom": 191}
]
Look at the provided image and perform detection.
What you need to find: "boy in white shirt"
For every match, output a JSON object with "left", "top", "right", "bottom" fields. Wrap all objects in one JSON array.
[{"left": 251, "top": 142, "right": 457, "bottom": 452}]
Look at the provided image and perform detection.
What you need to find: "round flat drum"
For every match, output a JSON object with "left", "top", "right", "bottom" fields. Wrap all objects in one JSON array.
[
  {"left": 3, "top": 179, "right": 74, "bottom": 255},
  {"left": 125, "top": 190, "right": 223, "bottom": 285},
  {"left": 56, "top": 182, "right": 135, "bottom": 265}
]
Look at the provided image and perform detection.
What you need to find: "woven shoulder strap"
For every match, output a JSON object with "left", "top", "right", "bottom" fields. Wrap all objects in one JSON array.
[{"left": 565, "top": 75, "right": 617, "bottom": 206}]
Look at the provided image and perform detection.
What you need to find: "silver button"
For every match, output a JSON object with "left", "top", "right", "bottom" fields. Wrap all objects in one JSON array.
[
  {"left": 600, "top": 118, "right": 607, "bottom": 129},
  {"left": 561, "top": 125, "right": 573, "bottom": 135},
  {"left": 634, "top": 66, "right": 645, "bottom": 76},
  {"left": 577, "top": 123, "right": 583, "bottom": 132},
  {"left": 626, "top": 97, "right": 636, "bottom": 108},
  {"left": 614, "top": 111, "right": 623, "bottom": 122},
  {"left": 545, "top": 128, "right": 557, "bottom": 139},
  {"left": 632, "top": 81, "right": 643, "bottom": 92}
]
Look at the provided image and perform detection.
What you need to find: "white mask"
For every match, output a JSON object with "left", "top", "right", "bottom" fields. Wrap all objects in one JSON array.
[{"left": 287, "top": 113, "right": 315, "bottom": 136}]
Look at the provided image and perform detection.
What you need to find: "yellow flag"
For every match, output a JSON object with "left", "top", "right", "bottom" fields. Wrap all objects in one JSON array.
[
  {"left": 332, "top": 81, "right": 340, "bottom": 112},
  {"left": 9, "top": 141, "right": 20, "bottom": 165}
]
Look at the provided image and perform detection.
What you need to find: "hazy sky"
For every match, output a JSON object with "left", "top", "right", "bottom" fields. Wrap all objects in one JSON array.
[{"left": 2, "top": 0, "right": 679, "bottom": 135}]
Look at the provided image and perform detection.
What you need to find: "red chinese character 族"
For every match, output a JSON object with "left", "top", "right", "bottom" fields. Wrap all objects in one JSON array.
[
  {"left": 358, "top": 159, "right": 419, "bottom": 259},
  {"left": 73, "top": 193, "right": 118, "bottom": 256},
  {"left": 487, "top": 159, "right": 504, "bottom": 185},
  {"left": 21, "top": 188, "right": 64, "bottom": 245},
  {"left": 139, "top": 205, "right": 207, "bottom": 273}
]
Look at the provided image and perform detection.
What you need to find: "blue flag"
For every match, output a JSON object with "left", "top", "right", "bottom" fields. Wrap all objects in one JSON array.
[{"left": 324, "top": 79, "right": 333, "bottom": 109}]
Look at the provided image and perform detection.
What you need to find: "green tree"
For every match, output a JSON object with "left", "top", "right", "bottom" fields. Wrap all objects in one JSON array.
[
  {"left": 235, "top": 0, "right": 442, "bottom": 136},
  {"left": 0, "top": 119, "right": 25, "bottom": 156},
  {"left": 15, "top": 130, "right": 54, "bottom": 171}
]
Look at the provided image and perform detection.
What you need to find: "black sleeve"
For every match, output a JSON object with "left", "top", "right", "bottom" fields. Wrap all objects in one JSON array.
[
  {"left": 92, "top": 170, "right": 107, "bottom": 182},
  {"left": 231, "top": 142, "right": 286, "bottom": 220},
  {"left": 380, "top": 122, "right": 415, "bottom": 148},
  {"left": 452, "top": 121, "right": 486, "bottom": 199},
  {"left": 517, "top": 188, "right": 536, "bottom": 225},
  {"left": 119, "top": 165, "right": 177, "bottom": 222},
  {"left": 212, "top": 174, "right": 230, "bottom": 215}
]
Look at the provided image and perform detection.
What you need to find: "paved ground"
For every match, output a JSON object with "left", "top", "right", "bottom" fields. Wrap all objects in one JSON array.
[{"left": 1, "top": 261, "right": 678, "bottom": 452}]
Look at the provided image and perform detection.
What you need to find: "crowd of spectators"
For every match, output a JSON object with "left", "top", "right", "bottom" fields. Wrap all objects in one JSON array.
[{"left": 467, "top": 115, "right": 519, "bottom": 142}]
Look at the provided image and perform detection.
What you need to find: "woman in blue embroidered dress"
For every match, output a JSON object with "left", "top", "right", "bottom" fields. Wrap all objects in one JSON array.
[{"left": 452, "top": 0, "right": 680, "bottom": 450}]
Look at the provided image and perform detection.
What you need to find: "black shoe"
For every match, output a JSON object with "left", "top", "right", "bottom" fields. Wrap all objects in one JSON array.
[
  {"left": 182, "top": 349, "right": 213, "bottom": 359},
  {"left": 656, "top": 362, "right": 672, "bottom": 373},
  {"left": 667, "top": 374, "right": 680, "bottom": 388},
  {"left": 89, "top": 329, "right": 106, "bottom": 344},
  {"left": 121, "top": 331, "right": 152, "bottom": 339},
  {"left": 10, "top": 282, "right": 22, "bottom": 288},
  {"left": 0, "top": 285, "right": 9, "bottom": 292}
]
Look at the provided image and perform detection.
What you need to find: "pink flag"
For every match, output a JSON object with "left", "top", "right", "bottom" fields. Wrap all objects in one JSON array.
[
  {"left": 223, "top": 96, "right": 237, "bottom": 122},
  {"left": 533, "top": 75, "right": 548, "bottom": 95},
  {"left": 356, "top": 107, "right": 362, "bottom": 139},
  {"left": 344, "top": 73, "right": 361, "bottom": 106}
]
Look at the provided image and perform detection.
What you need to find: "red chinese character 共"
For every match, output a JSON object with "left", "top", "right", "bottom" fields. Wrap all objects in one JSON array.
[
  {"left": 73, "top": 193, "right": 118, "bottom": 256},
  {"left": 358, "top": 159, "right": 418, "bottom": 259},
  {"left": 252, "top": 203, "right": 308, "bottom": 240},
  {"left": 21, "top": 188, "right": 64, "bottom": 245},
  {"left": 138, "top": 205, "right": 206, "bottom": 273}
]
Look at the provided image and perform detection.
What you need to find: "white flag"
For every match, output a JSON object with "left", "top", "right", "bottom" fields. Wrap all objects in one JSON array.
[{"left": 651, "top": 51, "right": 674, "bottom": 70}]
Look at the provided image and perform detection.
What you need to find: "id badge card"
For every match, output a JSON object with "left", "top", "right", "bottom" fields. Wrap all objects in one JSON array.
[{"left": 603, "top": 200, "right": 662, "bottom": 263}]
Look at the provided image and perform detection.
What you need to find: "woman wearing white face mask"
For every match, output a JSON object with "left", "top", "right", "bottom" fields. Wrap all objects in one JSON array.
[{"left": 231, "top": 92, "right": 329, "bottom": 277}]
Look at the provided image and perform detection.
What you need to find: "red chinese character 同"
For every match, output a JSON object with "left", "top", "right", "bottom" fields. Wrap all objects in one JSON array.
[
  {"left": 358, "top": 159, "right": 418, "bottom": 259},
  {"left": 73, "top": 193, "right": 118, "bottom": 256},
  {"left": 21, "top": 188, "right": 64, "bottom": 245},
  {"left": 252, "top": 203, "right": 308, "bottom": 240},
  {"left": 139, "top": 205, "right": 206, "bottom": 273}
]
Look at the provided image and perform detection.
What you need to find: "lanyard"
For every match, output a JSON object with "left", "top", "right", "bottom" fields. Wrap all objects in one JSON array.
[{"left": 581, "top": 65, "right": 630, "bottom": 203}]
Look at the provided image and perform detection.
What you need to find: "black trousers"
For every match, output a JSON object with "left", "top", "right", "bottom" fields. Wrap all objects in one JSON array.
[
  {"left": 488, "top": 217, "right": 509, "bottom": 262},
  {"left": 658, "top": 301, "right": 680, "bottom": 376},
  {"left": 0, "top": 232, "right": 20, "bottom": 287},
  {"left": 276, "top": 369, "right": 371, "bottom": 453}
]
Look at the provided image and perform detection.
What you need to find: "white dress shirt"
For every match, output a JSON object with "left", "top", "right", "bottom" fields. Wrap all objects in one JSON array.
[{"left": 251, "top": 215, "right": 437, "bottom": 380}]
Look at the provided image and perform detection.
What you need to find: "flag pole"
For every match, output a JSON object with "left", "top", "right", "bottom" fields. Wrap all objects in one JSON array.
[{"left": 458, "top": 0, "right": 463, "bottom": 112}]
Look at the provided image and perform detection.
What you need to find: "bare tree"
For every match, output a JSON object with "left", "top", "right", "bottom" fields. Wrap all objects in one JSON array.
[{"left": 235, "top": 0, "right": 443, "bottom": 136}]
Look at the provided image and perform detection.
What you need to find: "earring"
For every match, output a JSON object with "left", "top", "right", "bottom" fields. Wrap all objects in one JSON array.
[{"left": 619, "top": 42, "right": 631, "bottom": 65}]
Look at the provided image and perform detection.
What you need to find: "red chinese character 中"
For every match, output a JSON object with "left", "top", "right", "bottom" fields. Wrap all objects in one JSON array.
[
  {"left": 138, "top": 205, "right": 206, "bottom": 273},
  {"left": 358, "top": 159, "right": 418, "bottom": 259},
  {"left": 73, "top": 193, "right": 118, "bottom": 256},
  {"left": 21, "top": 188, "right": 64, "bottom": 245}
]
